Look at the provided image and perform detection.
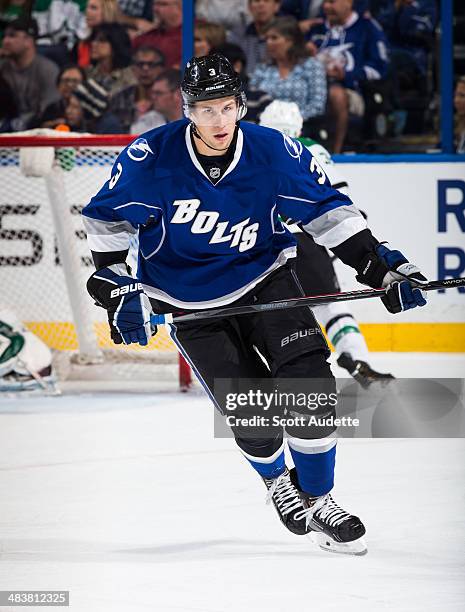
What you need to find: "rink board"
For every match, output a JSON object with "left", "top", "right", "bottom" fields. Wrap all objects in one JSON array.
[{"left": 331, "top": 158, "right": 465, "bottom": 351}]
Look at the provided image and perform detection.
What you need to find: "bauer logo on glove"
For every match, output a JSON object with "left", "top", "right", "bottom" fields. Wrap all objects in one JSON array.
[
  {"left": 110, "top": 283, "right": 143, "bottom": 299},
  {"left": 87, "top": 264, "right": 157, "bottom": 346}
]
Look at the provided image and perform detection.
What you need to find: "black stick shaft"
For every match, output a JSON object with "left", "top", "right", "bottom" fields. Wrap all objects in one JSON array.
[{"left": 151, "top": 277, "right": 465, "bottom": 325}]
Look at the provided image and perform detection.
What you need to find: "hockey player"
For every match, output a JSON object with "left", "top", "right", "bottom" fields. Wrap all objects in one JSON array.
[
  {"left": 82, "top": 55, "right": 427, "bottom": 555},
  {"left": 259, "top": 100, "right": 394, "bottom": 388}
]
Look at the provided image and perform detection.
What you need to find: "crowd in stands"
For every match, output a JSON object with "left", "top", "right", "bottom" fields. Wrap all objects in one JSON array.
[{"left": 0, "top": 0, "right": 462, "bottom": 152}]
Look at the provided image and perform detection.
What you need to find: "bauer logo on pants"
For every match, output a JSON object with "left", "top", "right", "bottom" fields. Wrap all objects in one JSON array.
[{"left": 281, "top": 328, "right": 321, "bottom": 347}]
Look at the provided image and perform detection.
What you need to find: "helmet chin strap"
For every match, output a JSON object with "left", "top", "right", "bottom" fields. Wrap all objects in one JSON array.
[{"left": 191, "top": 123, "right": 232, "bottom": 153}]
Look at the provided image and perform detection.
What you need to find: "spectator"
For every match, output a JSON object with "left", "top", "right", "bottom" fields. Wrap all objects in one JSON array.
[
  {"left": 195, "top": 0, "right": 250, "bottom": 36},
  {"left": 132, "top": 67, "right": 181, "bottom": 132},
  {"left": 251, "top": 17, "right": 327, "bottom": 129},
  {"left": 151, "top": 68, "right": 181, "bottom": 120},
  {"left": 132, "top": 0, "right": 182, "bottom": 68},
  {"left": 37, "top": 64, "right": 85, "bottom": 128},
  {"left": 307, "top": 0, "right": 389, "bottom": 152},
  {"left": 230, "top": 0, "right": 281, "bottom": 77},
  {"left": 0, "top": 72, "right": 17, "bottom": 131},
  {"left": 213, "top": 41, "right": 273, "bottom": 123},
  {"left": 32, "top": 0, "right": 87, "bottom": 67},
  {"left": 110, "top": 45, "right": 165, "bottom": 132},
  {"left": 0, "top": 16, "right": 60, "bottom": 130},
  {"left": 279, "top": 0, "right": 368, "bottom": 26},
  {"left": 373, "top": 0, "right": 435, "bottom": 134},
  {"left": 194, "top": 20, "right": 226, "bottom": 57},
  {"left": 86, "top": 22, "right": 136, "bottom": 98},
  {"left": 375, "top": 0, "right": 436, "bottom": 78},
  {"left": 66, "top": 77, "right": 123, "bottom": 132},
  {"left": 75, "top": 0, "right": 119, "bottom": 68},
  {"left": 455, "top": 76, "right": 465, "bottom": 154}
]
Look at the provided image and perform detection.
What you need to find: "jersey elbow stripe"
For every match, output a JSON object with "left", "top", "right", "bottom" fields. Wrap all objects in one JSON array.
[
  {"left": 302, "top": 205, "right": 367, "bottom": 248},
  {"left": 82, "top": 215, "right": 137, "bottom": 236},
  {"left": 310, "top": 217, "right": 368, "bottom": 249},
  {"left": 87, "top": 232, "right": 131, "bottom": 252}
]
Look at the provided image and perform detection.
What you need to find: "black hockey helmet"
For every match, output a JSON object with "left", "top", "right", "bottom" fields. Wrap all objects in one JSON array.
[{"left": 181, "top": 54, "right": 247, "bottom": 120}]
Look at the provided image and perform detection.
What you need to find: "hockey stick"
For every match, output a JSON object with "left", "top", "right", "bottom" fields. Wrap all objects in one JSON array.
[{"left": 150, "top": 277, "right": 465, "bottom": 325}]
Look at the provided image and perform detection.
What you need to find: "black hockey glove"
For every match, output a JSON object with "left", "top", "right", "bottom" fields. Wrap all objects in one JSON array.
[
  {"left": 87, "top": 264, "right": 156, "bottom": 345},
  {"left": 356, "top": 243, "right": 428, "bottom": 314}
]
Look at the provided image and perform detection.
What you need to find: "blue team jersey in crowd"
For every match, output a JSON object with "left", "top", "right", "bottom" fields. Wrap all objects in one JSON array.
[
  {"left": 82, "top": 119, "right": 366, "bottom": 309},
  {"left": 308, "top": 12, "right": 389, "bottom": 90}
]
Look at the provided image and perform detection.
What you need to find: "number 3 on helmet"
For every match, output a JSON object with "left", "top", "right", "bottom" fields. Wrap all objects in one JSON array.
[{"left": 181, "top": 54, "right": 248, "bottom": 122}]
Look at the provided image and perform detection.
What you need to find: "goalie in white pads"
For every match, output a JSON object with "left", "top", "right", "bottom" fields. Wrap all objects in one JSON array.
[{"left": 0, "top": 310, "right": 56, "bottom": 392}]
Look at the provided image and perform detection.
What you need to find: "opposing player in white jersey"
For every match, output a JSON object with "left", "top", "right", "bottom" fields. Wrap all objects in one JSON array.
[
  {"left": 259, "top": 101, "right": 394, "bottom": 388},
  {"left": 82, "top": 55, "right": 428, "bottom": 555}
]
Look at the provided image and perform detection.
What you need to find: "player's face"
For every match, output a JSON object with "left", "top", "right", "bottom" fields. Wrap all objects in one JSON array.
[{"left": 191, "top": 96, "right": 238, "bottom": 151}]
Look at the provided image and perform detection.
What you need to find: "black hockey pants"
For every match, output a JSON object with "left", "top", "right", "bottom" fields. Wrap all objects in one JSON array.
[{"left": 168, "top": 263, "right": 337, "bottom": 460}]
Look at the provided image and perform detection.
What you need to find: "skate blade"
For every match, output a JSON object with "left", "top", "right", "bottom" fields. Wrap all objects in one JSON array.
[{"left": 308, "top": 532, "right": 368, "bottom": 556}]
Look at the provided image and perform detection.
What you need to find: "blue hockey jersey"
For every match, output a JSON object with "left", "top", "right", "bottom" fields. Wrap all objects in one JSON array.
[
  {"left": 307, "top": 12, "right": 389, "bottom": 90},
  {"left": 82, "top": 119, "right": 367, "bottom": 309}
]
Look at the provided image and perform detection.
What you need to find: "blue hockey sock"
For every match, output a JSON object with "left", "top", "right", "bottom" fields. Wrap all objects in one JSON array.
[
  {"left": 245, "top": 451, "right": 286, "bottom": 480},
  {"left": 289, "top": 444, "right": 336, "bottom": 496}
]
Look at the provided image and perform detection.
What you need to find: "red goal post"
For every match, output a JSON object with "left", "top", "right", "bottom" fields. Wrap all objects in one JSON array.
[{"left": 0, "top": 132, "right": 191, "bottom": 391}]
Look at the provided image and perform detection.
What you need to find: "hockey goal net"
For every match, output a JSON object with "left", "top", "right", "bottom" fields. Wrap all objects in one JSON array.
[{"left": 0, "top": 132, "right": 191, "bottom": 390}]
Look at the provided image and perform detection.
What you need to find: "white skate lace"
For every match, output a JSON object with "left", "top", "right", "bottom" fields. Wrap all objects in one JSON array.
[
  {"left": 265, "top": 471, "right": 305, "bottom": 516},
  {"left": 294, "top": 494, "right": 351, "bottom": 527}
]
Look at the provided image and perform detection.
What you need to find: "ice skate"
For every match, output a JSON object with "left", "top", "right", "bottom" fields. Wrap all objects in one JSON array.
[
  {"left": 304, "top": 493, "right": 367, "bottom": 555},
  {"left": 337, "top": 352, "right": 394, "bottom": 389},
  {"left": 263, "top": 467, "right": 311, "bottom": 536},
  {"left": 286, "top": 469, "right": 367, "bottom": 555}
]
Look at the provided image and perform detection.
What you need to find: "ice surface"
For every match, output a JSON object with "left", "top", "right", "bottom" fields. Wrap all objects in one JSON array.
[{"left": 0, "top": 354, "right": 464, "bottom": 612}]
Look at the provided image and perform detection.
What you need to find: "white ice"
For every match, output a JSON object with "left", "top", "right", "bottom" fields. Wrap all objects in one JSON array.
[{"left": 0, "top": 353, "right": 464, "bottom": 612}]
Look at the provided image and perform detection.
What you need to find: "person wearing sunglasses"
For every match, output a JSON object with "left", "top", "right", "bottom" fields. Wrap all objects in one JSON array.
[{"left": 110, "top": 45, "right": 165, "bottom": 132}]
